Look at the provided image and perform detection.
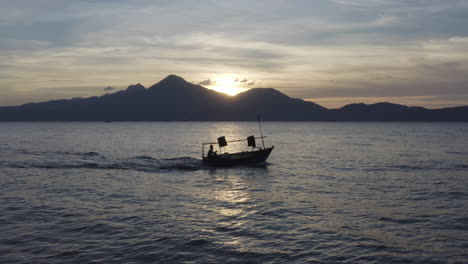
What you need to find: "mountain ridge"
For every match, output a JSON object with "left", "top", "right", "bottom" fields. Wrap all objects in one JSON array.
[{"left": 0, "top": 75, "right": 467, "bottom": 121}]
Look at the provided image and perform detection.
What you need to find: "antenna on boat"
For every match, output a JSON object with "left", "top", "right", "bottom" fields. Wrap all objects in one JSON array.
[{"left": 258, "top": 114, "right": 265, "bottom": 149}]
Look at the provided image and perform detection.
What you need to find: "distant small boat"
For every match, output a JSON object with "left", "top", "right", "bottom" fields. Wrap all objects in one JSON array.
[{"left": 202, "top": 117, "right": 274, "bottom": 166}]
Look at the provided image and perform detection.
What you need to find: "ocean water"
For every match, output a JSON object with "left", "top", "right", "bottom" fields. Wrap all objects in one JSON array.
[{"left": 1, "top": 122, "right": 467, "bottom": 264}]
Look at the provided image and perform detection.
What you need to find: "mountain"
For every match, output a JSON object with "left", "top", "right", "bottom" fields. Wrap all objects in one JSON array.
[
  {"left": 328, "top": 102, "right": 468, "bottom": 121},
  {"left": 231, "top": 88, "right": 327, "bottom": 121},
  {"left": 0, "top": 74, "right": 467, "bottom": 121}
]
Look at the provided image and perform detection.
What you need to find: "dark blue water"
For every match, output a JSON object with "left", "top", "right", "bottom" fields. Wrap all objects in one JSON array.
[{"left": 1, "top": 122, "right": 467, "bottom": 263}]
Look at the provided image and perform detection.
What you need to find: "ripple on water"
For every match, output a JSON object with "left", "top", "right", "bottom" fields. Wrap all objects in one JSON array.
[{"left": 1, "top": 122, "right": 468, "bottom": 263}]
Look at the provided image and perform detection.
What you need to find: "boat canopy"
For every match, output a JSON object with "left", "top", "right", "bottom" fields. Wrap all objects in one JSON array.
[
  {"left": 202, "top": 135, "right": 267, "bottom": 156},
  {"left": 202, "top": 135, "right": 265, "bottom": 147},
  {"left": 247, "top": 135, "right": 256, "bottom": 148},
  {"left": 218, "top": 136, "right": 227, "bottom": 147}
]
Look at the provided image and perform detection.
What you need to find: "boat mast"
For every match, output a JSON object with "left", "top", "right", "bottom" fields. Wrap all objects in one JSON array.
[{"left": 258, "top": 115, "right": 265, "bottom": 149}]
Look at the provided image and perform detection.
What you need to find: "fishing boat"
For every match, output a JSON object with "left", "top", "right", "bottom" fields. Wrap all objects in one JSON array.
[{"left": 202, "top": 119, "right": 274, "bottom": 166}]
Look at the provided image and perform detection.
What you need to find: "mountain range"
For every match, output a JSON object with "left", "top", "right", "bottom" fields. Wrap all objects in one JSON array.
[{"left": 0, "top": 75, "right": 467, "bottom": 121}]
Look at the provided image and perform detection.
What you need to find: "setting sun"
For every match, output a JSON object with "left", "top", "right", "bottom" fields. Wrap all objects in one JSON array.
[{"left": 206, "top": 77, "right": 248, "bottom": 96}]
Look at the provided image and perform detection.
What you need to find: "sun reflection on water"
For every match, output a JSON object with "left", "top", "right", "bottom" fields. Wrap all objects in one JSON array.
[
  {"left": 209, "top": 173, "right": 267, "bottom": 250},
  {"left": 214, "top": 175, "right": 254, "bottom": 216}
]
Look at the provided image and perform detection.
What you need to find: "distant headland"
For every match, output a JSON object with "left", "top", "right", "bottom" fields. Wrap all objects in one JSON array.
[{"left": 0, "top": 75, "right": 467, "bottom": 121}]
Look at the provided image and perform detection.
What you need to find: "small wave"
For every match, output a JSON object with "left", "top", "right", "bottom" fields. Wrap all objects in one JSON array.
[
  {"left": 434, "top": 217, "right": 468, "bottom": 231},
  {"left": 182, "top": 238, "right": 212, "bottom": 247},
  {"left": 343, "top": 143, "right": 372, "bottom": 146},
  {"left": 367, "top": 163, "right": 468, "bottom": 172},
  {"left": 399, "top": 153, "right": 417, "bottom": 157},
  {"left": 16, "top": 149, "right": 49, "bottom": 156},
  {"left": 215, "top": 225, "right": 240, "bottom": 232},
  {"left": 15, "top": 149, "right": 102, "bottom": 158},
  {"left": 389, "top": 165, "right": 428, "bottom": 170},
  {"left": 432, "top": 191, "right": 468, "bottom": 199},
  {"left": 4, "top": 156, "right": 207, "bottom": 172},
  {"left": 2, "top": 154, "right": 276, "bottom": 172},
  {"left": 378, "top": 216, "right": 428, "bottom": 225},
  {"left": 68, "top": 222, "right": 117, "bottom": 235},
  {"left": 446, "top": 151, "right": 468, "bottom": 156},
  {"left": 455, "top": 164, "right": 468, "bottom": 169},
  {"left": 158, "top": 157, "right": 205, "bottom": 170},
  {"left": 76, "top": 151, "right": 100, "bottom": 157},
  {"left": 55, "top": 151, "right": 102, "bottom": 158},
  {"left": 135, "top": 155, "right": 158, "bottom": 160},
  {"left": 28, "top": 162, "right": 101, "bottom": 169}
]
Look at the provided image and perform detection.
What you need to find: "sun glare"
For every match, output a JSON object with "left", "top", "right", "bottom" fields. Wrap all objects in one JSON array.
[{"left": 207, "top": 77, "right": 247, "bottom": 96}]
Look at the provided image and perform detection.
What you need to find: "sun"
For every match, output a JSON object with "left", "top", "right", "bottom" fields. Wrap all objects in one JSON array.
[{"left": 207, "top": 77, "right": 247, "bottom": 96}]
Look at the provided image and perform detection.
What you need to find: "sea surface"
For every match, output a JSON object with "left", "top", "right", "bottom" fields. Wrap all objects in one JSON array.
[{"left": 1, "top": 122, "right": 467, "bottom": 264}]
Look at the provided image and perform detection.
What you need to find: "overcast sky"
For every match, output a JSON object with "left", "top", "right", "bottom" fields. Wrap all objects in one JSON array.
[{"left": 1, "top": 0, "right": 468, "bottom": 108}]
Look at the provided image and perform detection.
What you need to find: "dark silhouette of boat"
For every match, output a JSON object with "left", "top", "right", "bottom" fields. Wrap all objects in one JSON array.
[
  {"left": 202, "top": 118, "right": 274, "bottom": 166},
  {"left": 202, "top": 139, "right": 274, "bottom": 166}
]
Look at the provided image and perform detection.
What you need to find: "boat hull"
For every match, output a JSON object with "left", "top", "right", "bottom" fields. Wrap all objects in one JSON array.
[{"left": 203, "top": 146, "right": 274, "bottom": 167}]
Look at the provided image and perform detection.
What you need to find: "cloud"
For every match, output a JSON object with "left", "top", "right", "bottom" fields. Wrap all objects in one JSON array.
[
  {"left": 0, "top": 85, "right": 115, "bottom": 106},
  {"left": 236, "top": 78, "right": 257, "bottom": 86},
  {"left": 1, "top": 0, "right": 468, "bottom": 108},
  {"left": 0, "top": 73, "right": 16, "bottom": 79},
  {"left": 103, "top": 86, "right": 114, "bottom": 91},
  {"left": 197, "top": 79, "right": 215, "bottom": 86}
]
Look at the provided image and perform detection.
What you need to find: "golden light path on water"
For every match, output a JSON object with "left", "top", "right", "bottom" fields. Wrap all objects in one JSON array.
[{"left": 211, "top": 173, "right": 258, "bottom": 249}]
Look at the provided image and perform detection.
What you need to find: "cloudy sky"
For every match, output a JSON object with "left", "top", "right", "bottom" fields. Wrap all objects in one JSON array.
[{"left": 1, "top": 0, "right": 468, "bottom": 108}]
